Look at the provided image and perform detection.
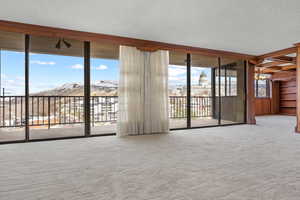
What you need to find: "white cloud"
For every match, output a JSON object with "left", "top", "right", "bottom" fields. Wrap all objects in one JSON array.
[
  {"left": 16, "top": 76, "right": 25, "bottom": 81},
  {"left": 2, "top": 78, "right": 25, "bottom": 95},
  {"left": 94, "top": 65, "right": 108, "bottom": 70},
  {"left": 31, "top": 60, "right": 56, "bottom": 65},
  {"left": 169, "top": 76, "right": 186, "bottom": 81},
  {"left": 70, "top": 64, "right": 83, "bottom": 69},
  {"left": 191, "top": 68, "right": 203, "bottom": 74},
  {"left": 168, "top": 65, "right": 186, "bottom": 86},
  {"left": 168, "top": 65, "right": 186, "bottom": 77},
  {"left": 69, "top": 64, "right": 108, "bottom": 70}
]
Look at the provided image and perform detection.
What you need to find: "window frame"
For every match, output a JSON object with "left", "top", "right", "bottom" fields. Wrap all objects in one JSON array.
[{"left": 254, "top": 78, "right": 270, "bottom": 98}]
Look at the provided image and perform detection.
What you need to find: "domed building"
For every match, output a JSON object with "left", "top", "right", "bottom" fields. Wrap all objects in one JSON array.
[{"left": 198, "top": 71, "right": 208, "bottom": 87}]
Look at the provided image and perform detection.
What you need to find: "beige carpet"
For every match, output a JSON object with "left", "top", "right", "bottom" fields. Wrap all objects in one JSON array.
[{"left": 1, "top": 115, "right": 300, "bottom": 200}]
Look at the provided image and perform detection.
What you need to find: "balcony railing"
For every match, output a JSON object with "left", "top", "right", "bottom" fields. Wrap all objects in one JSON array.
[{"left": 0, "top": 96, "right": 212, "bottom": 128}]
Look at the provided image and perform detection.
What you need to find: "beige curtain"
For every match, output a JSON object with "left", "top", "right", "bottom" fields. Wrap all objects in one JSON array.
[{"left": 117, "top": 46, "right": 169, "bottom": 136}]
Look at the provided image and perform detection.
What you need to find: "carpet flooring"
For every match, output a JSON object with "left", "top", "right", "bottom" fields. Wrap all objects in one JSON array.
[{"left": 0, "top": 115, "right": 300, "bottom": 200}]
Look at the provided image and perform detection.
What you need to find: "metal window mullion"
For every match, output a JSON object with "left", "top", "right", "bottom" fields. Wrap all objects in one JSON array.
[
  {"left": 218, "top": 57, "right": 221, "bottom": 125},
  {"left": 224, "top": 66, "right": 227, "bottom": 96},
  {"left": 186, "top": 53, "right": 191, "bottom": 128},
  {"left": 84, "top": 41, "right": 91, "bottom": 136},
  {"left": 25, "top": 34, "right": 30, "bottom": 141}
]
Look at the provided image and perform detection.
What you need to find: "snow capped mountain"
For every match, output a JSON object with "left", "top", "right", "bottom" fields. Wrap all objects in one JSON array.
[
  {"left": 34, "top": 80, "right": 119, "bottom": 96},
  {"left": 93, "top": 80, "right": 118, "bottom": 88},
  {"left": 52, "top": 80, "right": 118, "bottom": 91},
  {"left": 55, "top": 82, "right": 82, "bottom": 90}
]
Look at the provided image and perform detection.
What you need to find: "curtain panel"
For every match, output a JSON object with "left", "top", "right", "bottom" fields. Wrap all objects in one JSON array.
[{"left": 117, "top": 46, "right": 169, "bottom": 136}]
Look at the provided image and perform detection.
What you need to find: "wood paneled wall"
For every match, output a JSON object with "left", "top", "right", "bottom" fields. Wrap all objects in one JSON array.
[
  {"left": 255, "top": 81, "right": 280, "bottom": 116},
  {"left": 279, "top": 80, "right": 296, "bottom": 115},
  {"left": 255, "top": 71, "right": 298, "bottom": 116},
  {"left": 255, "top": 98, "right": 272, "bottom": 115}
]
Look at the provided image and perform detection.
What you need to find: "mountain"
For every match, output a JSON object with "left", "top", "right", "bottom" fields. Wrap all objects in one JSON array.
[{"left": 33, "top": 80, "right": 118, "bottom": 96}]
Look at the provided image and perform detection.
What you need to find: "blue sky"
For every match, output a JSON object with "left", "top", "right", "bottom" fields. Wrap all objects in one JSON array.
[
  {"left": 1, "top": 50, "right": 210, "bottom": 95},
  {"left": 0, "top": 50, "right": 119, "bottom": 95},
  {"left": 168, "top": 65, "right": 211, "bottom": 86}
]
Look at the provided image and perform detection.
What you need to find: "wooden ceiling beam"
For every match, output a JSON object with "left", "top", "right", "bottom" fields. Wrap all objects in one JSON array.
[
  {"left": 268, "top": 66, "right": 283, "bottom": 70},
  {"left": 294, "top": 44, "right": 300, "bottom": 133},
  {"left": 269, "top": 56, "right": 296, "bottom": 64},
  {"left": 281, "top": 65, "right": 296, "bottom": 71},
  {"left": 259, "top": 68, "right": 278, "bottom": 74},
  {"left": 257, "top": 61, "right": 288, "bottom": 68},
  {"left": 255, "top": 66, "right": 279, "bottom": 74},
  {"left": 257, "top": 47, "right": 297, "bottom": 60}
]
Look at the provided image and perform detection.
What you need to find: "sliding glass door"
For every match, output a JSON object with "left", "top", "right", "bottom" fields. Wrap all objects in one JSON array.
[
  {"left": 0, "top": 31, "right": 26, "bottom": 142},
  {"left": 190, "top": 53, "right": 219, "bottom": 127},
  {"left": 169, "top": 52, "right": 246, "bottom": 130},
  {"left": 90, "top": 42, "right": 119, "bottom": 135},
  {"left": 220, "top": 58, "right": 246, "bottom": 124},
  {"left": 168, "top": 51, "right": 187, "bottom": 129},
  {"left": 29, "top": 35, "right": 85, "bottom": 139},
  {"left": 0, "top": 29, "right": 247, "bottom": 143}
]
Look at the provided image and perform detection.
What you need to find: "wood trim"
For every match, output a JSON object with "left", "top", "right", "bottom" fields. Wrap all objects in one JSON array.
[
  {"left": 257, "top": 47, "right": 297, "bottom": 60},
  {"left": 257, "top": 61, "right": 291, "bottom": 68},
  {"left": 282, "top": 65, "right": 296, "bottom": 71},
  {"left": 246, "top": 61, "right": 256, "bottom": 124},
  {"left": 270, "top": 56, "right": 295, "bottom": 63},
  {"left": 296, "top": 46, "right": 300, "bottom": 132},
  {"left": 0, "top": 20, "right": 255, "bottom": 59},
  {"left": 271, "top": 81, "right": 280, "bottom": 114}
]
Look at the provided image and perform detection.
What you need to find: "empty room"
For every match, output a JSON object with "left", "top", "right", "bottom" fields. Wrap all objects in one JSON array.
[{"left": 0, "top": 0, "right": 300, "bottom": 199}]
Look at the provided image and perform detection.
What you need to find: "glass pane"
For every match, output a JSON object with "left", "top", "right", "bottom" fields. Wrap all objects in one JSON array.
[
  {"left": 191, "top": 54, "right": 219, "bottom": 127},
  {"left": 220, "top": 58, "right": 246, "bottom": 124},
  {"left": 29, "top": 35, "right": 84, "bottom": 139},
  {"left": 257, "top": 80, "right": 267, "bottom": 97},
  {"left": 0, "top": 30, "right": 25, "bottom": 142},
  {"left": 169, "top": 51, "right": 187, "bottom": 129},
  {"left": 90, "top": 42, "right": 119, "bottom": 135}
]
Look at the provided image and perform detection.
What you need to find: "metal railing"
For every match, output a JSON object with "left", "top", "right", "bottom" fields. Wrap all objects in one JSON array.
[{"left": 0, "top": 96, "right": 212, "bottom": 128}]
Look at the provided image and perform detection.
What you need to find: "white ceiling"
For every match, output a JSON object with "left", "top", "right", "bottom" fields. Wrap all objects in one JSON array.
[{"left": 0, "top": 0, "right": 299, "bottom": 55}]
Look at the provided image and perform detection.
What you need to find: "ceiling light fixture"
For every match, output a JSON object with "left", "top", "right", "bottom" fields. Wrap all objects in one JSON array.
[
  {"left": 63, "top": 39, "right": 72, "bottom": 48},
  {"left": 55, "top": 39, "right": 61, "bottom": 49},
  {"left": 55, "top": 38, "right": 72, "bottom": 49}
]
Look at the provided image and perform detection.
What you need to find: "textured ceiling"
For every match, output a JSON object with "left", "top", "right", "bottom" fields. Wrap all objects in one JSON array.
[{"left": 0, "top": 0, "right": 299, "bottom": 55}]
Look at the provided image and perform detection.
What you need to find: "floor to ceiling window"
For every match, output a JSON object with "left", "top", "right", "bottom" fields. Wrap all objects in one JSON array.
[
  {"left": 29, "top": 35, "right": 85, "bottom": 139},
  {"left": 90, "top": 42, "right": 119, "bottom": 135},
  {"left": 169, "top": 52, "right": 246, "bottom": 130},
  {"left": 0, "top": 29, "right": 247, "bottom": 143},
  {"left": 169, "top": 51, "right": 187, "bottom": 129},
  {"left": 0, "top": 31, "right": 26, "bottom": 142},
  {"left": 218, "top": 58, "right": 246, "bottom": 124},
  {"left": 191, "top": 53, "right": 219, "bottom": 127}
]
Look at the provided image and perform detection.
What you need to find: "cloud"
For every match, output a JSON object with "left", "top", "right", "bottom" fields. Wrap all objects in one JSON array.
[
  {"left": 31, "top": 60, "right": 56, "bottom": 65},
  {"left": 94, "top": 65, "right": 108, "bottom": 70},
  {"left": 168, "top": 65, "right": 186, "bottom": 77},
  {"left": 169, "top": 76, "right": 186, "bottom": 81},
  {"left": 69, "top": 64, "right": 108, "bottom": 70},
  {"left": 70, "top": 64, "right": 83, "bottom": 69},
  {"left": 16, "top": 76, "right": 25, "bottom": 81},
  {"left": 191, "top": 68, "right": 203, "bottom": 74}
]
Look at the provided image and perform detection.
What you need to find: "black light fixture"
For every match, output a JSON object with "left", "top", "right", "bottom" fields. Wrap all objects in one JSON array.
[
  {"left": 63, "top": 39, "right": 72, "bottom": 48},
  {"left": 55, "top": 39, "right": 61, "bottom": 49},
  {"left": 55, "top": 38, "right": 72, "bottom": 49}
]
